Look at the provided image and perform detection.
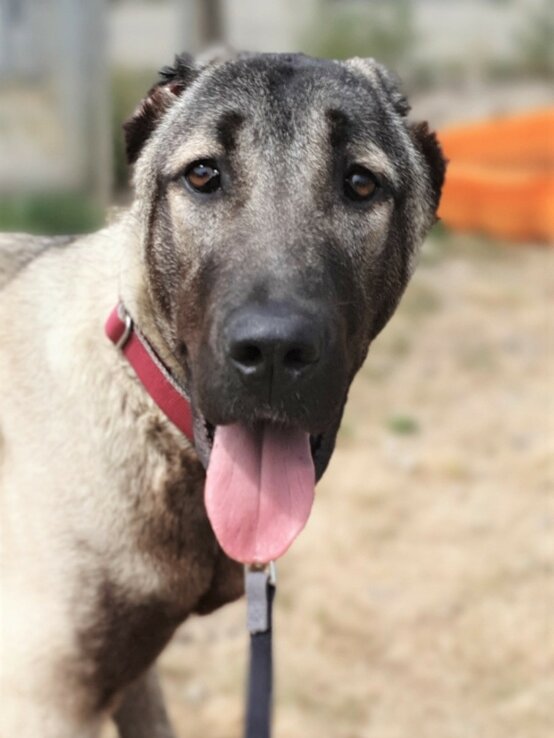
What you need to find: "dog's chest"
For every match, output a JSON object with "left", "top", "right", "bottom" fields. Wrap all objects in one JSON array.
[{"left": 74, "top": 411, "right": 243, "bottom": 709}]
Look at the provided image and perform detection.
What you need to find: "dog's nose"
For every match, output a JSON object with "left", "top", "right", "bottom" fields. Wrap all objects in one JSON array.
[{"left": 226, "top": 304, "right": 322, "bottom": 384}]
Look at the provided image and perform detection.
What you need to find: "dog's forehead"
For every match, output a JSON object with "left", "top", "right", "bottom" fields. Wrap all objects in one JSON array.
[
  {"left": 157, "top": 54, "right": 405, "bottom": 179},
  {"left": 166, "top": 54, "right": 390, "bottom": 145},
  {"left": 196, "top": 55, "right": 383, "bottom": 127}
]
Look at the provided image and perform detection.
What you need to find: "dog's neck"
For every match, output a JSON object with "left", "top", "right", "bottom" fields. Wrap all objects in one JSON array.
[
  {"left": 105, "top": 302, "right": 195, "bottom": 441},
  {"left": 116, "top": 209, "right": 190, "bottom": 390}
]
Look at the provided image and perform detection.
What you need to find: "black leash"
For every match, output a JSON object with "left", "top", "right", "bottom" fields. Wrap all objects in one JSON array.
[{"left": 244, "top": 563, "right": 276, "bottom": 738}]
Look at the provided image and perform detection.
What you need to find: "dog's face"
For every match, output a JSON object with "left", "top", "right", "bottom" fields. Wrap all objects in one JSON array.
[{"left": 125, "top": 52, "right": 445, "bottom": 484}]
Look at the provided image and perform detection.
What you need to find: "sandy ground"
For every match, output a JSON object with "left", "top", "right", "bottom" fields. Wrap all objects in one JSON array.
[{"left": 145, "top": 233, "right": 552, "bottom": 738}]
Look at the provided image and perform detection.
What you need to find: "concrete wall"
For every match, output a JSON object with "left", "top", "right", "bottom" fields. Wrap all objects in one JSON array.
[
  {"left": 107, "top": 0, "right": 543, "bottom": 71},
  {"left": 109, "top": 0, "right": 318, "bottom": 69},
  {"left": 0, "top": 0, "right": 110, "bottom": 203}
]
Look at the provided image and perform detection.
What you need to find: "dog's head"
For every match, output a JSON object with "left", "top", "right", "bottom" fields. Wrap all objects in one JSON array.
[{"left": 124, "top": 51, "right": 445, "bottom": 562}]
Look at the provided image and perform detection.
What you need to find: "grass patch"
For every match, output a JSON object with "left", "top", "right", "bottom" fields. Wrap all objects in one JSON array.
[
  {"left": 386, "top": 414, "right": 420, "bottom": 435},
  {"left": 0, "top": 68, "right": 156, "bottom": 236},
  {"left": 0, "top": 192, "right": 103, "bottom": 235}
]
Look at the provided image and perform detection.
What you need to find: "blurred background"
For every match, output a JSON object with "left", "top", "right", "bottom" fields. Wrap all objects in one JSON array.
[{"left": 1, "top": 1, "right": 552, "bottom": 736}]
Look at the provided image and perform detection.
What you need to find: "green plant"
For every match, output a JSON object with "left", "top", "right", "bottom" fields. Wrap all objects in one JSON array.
[
  {"left": 516, "top": 0, "right": 554, "bottom": 77},
  {"left": 0, "top": 192, "right": 103, "bottom": 235},
  {"left": 386, "top": 414, "right": 420, "bottom": 435},
  {"left": 306, "top": 0, "right": 415, "bottom": 71}
]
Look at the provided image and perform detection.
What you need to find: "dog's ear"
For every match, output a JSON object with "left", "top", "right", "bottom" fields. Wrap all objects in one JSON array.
[
  {"left": 345, "top": 57, "right": 446, "bottom": 215},
  {"left": 345, "top": 57, "right": 410, "bottom": 118},
  {"left": 409, "top": 121, "right": 447, "bottom": 215},
  {"left": 123, "top": 53, "right": 199, "bottom": 165}
]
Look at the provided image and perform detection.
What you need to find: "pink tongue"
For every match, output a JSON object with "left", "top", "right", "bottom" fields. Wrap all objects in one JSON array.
[{"left": 205, "top": 423, "right": 315, "bottom": 564}]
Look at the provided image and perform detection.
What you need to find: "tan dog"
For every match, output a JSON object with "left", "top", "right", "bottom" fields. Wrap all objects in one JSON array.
[{"left": 0, "top": 52, "right": 444, "bottom": 737}]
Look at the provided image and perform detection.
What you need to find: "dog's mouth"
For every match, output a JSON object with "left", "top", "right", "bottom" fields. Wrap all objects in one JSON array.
[
  {"left": 192, "top": 409, "right": 329, "bottom": 565},
  {"left": 194, "top": 412, "right": 325, "bottom": 470}
]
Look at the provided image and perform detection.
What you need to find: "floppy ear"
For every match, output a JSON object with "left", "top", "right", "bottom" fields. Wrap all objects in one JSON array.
[
  {"left": 123, "top": 53, "right": 199, "bottom": 164},
  {"left": 345, "top": 57, "right": 446, "bottom": 215},
  {"left": 409, "top": 121, "right": 447, "bottom": 215}
]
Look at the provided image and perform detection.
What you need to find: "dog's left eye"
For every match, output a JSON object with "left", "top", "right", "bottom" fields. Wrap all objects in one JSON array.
[
  {"left": 184, "top": 160, "right": 221, "bottom": 194},
  {"left": 344, "top": 166, "right": 378, "bottom": 202}
]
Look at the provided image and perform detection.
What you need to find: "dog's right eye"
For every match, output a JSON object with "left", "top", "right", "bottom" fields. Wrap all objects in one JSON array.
[
  {"left": 344, "top": 166, "right": 378, "bottom": 203},
  {"left": 184, "top": 160, "right": 221, "bottom": 194}
]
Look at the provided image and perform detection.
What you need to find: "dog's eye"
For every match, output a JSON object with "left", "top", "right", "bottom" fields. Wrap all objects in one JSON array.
[
  {"left": 184, "top": 160, "right": 221, "bottom": 194},
  {"left": 344, "top": 166, "right": 378, "bottom": 202}
]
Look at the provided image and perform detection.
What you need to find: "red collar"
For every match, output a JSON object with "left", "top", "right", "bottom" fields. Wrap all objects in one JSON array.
[{"left": 105, "top": 303, "right": 194, "bottom": 442}]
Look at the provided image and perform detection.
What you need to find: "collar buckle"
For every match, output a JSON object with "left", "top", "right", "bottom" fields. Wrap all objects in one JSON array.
[{"left": 115, "top": 308, "right": 133, "bottom": 350}]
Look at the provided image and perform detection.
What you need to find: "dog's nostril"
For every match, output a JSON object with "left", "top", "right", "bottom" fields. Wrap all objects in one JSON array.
[
  {"left": 284, "top": 344, "right": 319, "bottom": 370},
  {"left": 231, "top": 342, "right": 264, "bottom": 368}
]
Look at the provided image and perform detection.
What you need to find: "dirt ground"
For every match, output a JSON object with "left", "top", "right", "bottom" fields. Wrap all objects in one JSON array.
[{"left": 105, "top": 232, "right": 553, "bottom": 738}]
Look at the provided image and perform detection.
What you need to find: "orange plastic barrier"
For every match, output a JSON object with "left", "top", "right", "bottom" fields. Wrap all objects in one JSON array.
[{"left": 438, "top": 108, "right": 554, "bottom": 243}]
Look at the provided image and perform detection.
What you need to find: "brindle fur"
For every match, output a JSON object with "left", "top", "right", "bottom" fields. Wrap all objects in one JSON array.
[{"left": 0, "top": 51, "right": 445, "bottom": 737}]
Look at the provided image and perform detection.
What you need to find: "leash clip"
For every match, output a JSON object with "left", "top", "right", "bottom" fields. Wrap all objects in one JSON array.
[
  {"left": 245, "top": 562, "right": 276, "bottom": 635},
  {"left": 246, "top": 561, "right": 277, "bottom": 585}
]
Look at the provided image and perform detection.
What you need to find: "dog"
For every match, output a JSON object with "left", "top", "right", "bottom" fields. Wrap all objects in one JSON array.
[{"left": 0, "top": 51, "right": 445, "bottom": 737}]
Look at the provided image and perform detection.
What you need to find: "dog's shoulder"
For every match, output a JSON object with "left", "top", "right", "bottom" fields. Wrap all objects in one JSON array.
[{"left": 0, "top": 232, "right": 77, "bottom": 290}]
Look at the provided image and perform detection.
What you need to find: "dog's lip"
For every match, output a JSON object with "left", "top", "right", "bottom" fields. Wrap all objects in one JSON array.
[{"left": 192, "top": 406, "right": 326, "bottom": 476}]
